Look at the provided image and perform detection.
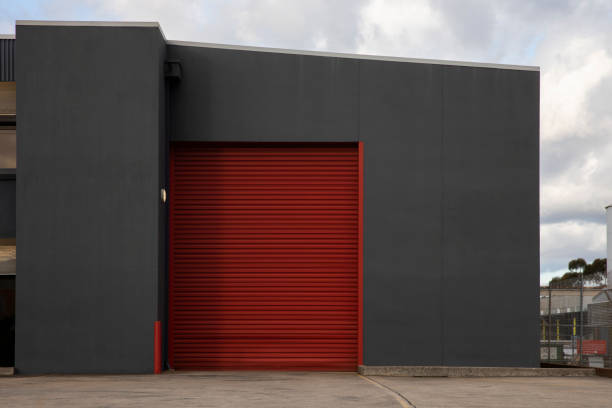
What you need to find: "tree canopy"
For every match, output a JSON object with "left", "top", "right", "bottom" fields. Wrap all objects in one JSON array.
[{"left": 549, "top": 258, "right": 607, "bottom": 288}]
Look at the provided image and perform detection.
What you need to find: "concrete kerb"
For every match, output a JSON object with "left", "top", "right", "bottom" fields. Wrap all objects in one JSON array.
[
  {"left": 2, "top": 367, "right": 598, "bottom": 378},
  {"left": 358, "top": 365, "right": 596, "bottom": 377}
]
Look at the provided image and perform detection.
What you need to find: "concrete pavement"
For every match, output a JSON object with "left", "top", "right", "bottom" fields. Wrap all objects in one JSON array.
[
  {"left": 370, "top": 375, "right": 612, "bottom": 408},
  {"left": 0, "top": 371, "right": 610, "bottom": 407}
]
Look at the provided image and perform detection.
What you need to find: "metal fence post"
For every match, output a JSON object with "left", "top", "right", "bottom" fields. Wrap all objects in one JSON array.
[
  {"left": 579, "top": 273, "right": 584, "bottom": 365},
  {"left": 572, "top": 317, "right": 576, "bottom": 361},
  {"left": 548, "top": 286, "right": 552, "bottom": 361}
]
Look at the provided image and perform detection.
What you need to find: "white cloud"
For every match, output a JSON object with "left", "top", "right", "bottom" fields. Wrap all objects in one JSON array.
[
  {"left": 90, "top": 0, "right": 366, "bottom": 51},
  {"left": 82, "top": 0, "right": 207, "bottom": 40},
  {"left": 541, "top": 43, "right": 612, "bottom": 143},
  {"left": 541, "top": 151, "right": 610, "bottom": 223},
  {"left": 357, "top": 0, "right": 445, "bottom": 57},
  {"left": 541, "top": 220, "right": 606, "bottom": 273}
]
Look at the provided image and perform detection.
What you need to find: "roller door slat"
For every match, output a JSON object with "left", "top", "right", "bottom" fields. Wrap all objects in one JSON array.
[{"left": 169, "top": 143, "right": 358, "bottom": 370}]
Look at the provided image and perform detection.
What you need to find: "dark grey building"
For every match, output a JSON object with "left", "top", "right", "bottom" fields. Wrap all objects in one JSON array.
[{"left": 3, "top": 21, "right": 539, "bottom": 374}]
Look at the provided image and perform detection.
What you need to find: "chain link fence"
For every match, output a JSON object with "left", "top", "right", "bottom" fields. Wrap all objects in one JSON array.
[{"left": 540, "top": 287, "right": 611, "bottom": 367}]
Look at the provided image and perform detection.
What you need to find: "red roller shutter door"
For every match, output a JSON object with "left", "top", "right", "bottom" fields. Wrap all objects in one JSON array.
[{"left": 169, "top": 143, "right": 360, "bottom": 370}]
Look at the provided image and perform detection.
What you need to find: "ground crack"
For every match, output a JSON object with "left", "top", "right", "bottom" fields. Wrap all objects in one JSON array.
[{"left": 358, "top": 374, "right": 416, "bottom": 408}]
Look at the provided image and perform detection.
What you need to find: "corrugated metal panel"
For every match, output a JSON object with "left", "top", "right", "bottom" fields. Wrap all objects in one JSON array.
[
  {"left": 169, "top": 143, "right": 359, "bottom": 370},
  {"left": 0, "top": 39, "right": 15, "bottom": 82}
]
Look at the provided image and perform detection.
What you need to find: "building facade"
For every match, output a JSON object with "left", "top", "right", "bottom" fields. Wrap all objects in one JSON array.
[{"left": 3, "top": 21, "right": 539, "bottom": 373}]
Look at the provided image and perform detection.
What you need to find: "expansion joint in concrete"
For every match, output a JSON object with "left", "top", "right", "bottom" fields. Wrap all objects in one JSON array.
[{"left": 357, "top": 374, "right": 416, "bottom": 408}]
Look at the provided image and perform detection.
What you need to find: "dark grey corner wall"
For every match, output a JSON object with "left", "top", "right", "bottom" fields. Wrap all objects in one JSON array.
[
  {"left": 167, "top": 43, "right": 540, "bottom": 368},
  {"left": 0, "top": 171, "right": 16, "bottom": 238},
  {"left": 157, "top": 36, "right": 169, "bottom": 369},
  {"left": 439, "top": 67, "right": 539, "bottom": 366},
  {"left": 16, "top": 24, "right": 166, "bottom": 373},
  {"left": 360, "top": 62, "right": 540, "bottom": 367}
]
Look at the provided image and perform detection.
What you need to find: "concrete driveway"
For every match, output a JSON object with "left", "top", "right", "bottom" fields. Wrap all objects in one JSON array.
[{"left": 1, "top": 371, "right": 611, "bottom": 407}]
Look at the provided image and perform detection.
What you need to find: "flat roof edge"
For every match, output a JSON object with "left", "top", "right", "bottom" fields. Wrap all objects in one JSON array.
[
  {"left": 167, "top": 40, "right": 540, "bottom": 72},
  {"left": 16, "top": 20, "right": 159, "bottom": 28},
  {"left": 12, "top": 21, "right": 538, "bottom": 71},
  {"left": 16, "top": 20, "right": 166, "bottom": 40}
]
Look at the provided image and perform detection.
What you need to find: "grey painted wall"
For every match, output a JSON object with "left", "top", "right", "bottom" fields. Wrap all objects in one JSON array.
[
  {"left": 168, "top": 45, "right": 358, "bottom": 142},
  {"left": 167, "top": 44, "right": 540, "bottom": 367},
  {"left": 0, "top": 38, "right": 15, "bottom": 82},
  {"left": 16, "top": 25, "right": 166, "bottom": 373},
  {"left": 359, "top": 61, "right": 445, "bottom": 365},
  {"left": 439, "top": 67, "right": 539, "bottom": 366}
]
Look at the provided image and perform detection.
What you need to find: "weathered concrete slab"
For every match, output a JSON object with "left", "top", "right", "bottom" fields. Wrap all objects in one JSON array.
[
  {"left": 1, "top": 371, "right": 611, "bottom": 407},
  {"left": 373, "top": 376, "right": 612, "bottom": 407},
  {"left": 0, "top": 372, "right": 396, "bottom": 407},
  {"left": 359, "top": 365, "right": 596, "bottom": 377}
]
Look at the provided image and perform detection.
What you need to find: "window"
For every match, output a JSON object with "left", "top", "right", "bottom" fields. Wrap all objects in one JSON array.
[
  {"left": 0, "top": 81, "right": 16, "bottom": 169},
  {"left": 0, "top": 127, "right": 15, "bottom": 168},
  {"left": 0, "top": 241, "right": 15, "bottom": 275}
]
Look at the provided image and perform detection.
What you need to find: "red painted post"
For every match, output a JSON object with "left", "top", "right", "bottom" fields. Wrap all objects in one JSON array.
[{"left": 154, "top": 320, "right": 162, "bottom": 374}]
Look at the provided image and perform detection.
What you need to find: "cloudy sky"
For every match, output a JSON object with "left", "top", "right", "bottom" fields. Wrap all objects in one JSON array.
[{"left": 2, "top": 0, "right": 612, "bottom": 284}]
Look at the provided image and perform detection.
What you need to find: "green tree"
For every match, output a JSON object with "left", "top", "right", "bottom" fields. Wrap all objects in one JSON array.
[
  {"left": 584, "top": 258, "right": 607, "bottom": 285},
  {"left": 548, "top": 258, "right": 607, "bottom": 288},
  {"left": 568, "top": 258, "right": 586, "bottom": 272}
]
